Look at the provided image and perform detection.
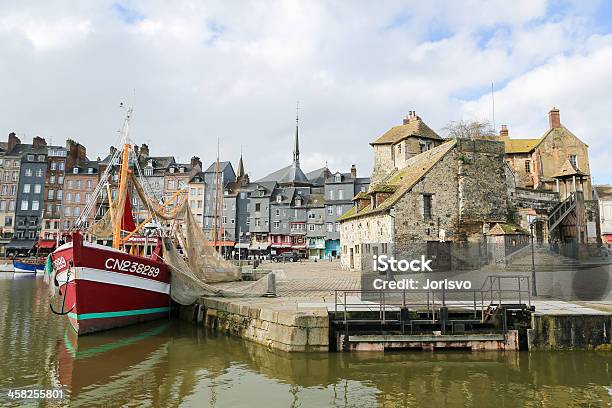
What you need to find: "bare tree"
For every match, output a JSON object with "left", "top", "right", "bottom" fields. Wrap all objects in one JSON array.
[{"left": 444, "top": 120, "right": 496, "bottom": 140}]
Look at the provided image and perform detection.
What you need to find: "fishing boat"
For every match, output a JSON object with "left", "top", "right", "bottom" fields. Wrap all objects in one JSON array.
[{"left": 50, "top": 108, "right": 185, "bottom": 335}]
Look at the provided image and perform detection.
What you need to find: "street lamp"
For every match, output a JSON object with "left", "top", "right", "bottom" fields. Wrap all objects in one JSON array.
[{"left": 527, "top": 215, "right": 540, "bottom": 297}]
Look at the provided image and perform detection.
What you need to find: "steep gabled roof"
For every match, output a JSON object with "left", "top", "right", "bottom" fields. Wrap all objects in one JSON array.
[
  {"left": 486, "top": 223, "right": 529, "bottom": 236},
  {"left": 339, "top": 139, "right": 457, "bottom": 221},
  {"left": 552, "top": 158, "right": 588, "bottom": 178},
  {"left": 370, "top": 116, "right": 441, "bottom": 146},
  {"left": 503, "top": 138, "right": 540, "bottom": 154}
]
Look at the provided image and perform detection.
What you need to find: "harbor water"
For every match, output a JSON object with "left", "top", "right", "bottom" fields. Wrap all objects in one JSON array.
[{"left": 1, "top": 274, "right": 611, "bottom": 407}]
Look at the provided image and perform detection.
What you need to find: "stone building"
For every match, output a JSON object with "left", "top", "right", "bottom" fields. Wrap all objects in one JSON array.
[
  {"left": 499, "top": 108, "right": 598, "bottom": 247},
  {"left": 188, "top": 172, "right": 205, "bottom": 228},
  {"left": 370, "top": 111, "right": 444, "bottom": 185},
  {"left": 339, "top": 137, "right": 509, "bottom": 271}
]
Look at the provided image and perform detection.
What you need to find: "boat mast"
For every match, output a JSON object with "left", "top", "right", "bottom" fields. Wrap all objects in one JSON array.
[{"left": 112, "top": 108, "right": 133, "bottom": 249}]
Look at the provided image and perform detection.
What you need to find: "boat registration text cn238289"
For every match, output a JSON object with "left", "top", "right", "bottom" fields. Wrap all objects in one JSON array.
[{"left": 104, "top": 258, "right": 161, "bottom": 278}]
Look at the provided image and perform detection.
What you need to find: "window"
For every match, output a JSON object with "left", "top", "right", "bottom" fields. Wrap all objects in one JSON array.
[
  {"left": 25, "top": 168, "right": 32, "bottom": 177},
  {"left": 329, "top": 190, "right": 334, "bottom": 200},
  {"left": 0, "top": 201, "right": 5, "bottom": 211},
  {"left": 32, "top": 201, "right": 39, "bottom": 211},
  {"left": 273, "top": 221, "right": 280, "bottom": 229},
  {"left": 23, "top": 184, "right": 30, "bottom": 193},
  {"left": 51, "top": 162, "right": 57, "bottom": 170},
  {"left": 337, "top": 206, "right": 343, "bottom": 215},
  {"left": 34, "top": 184, "right": 41, "bottom": 194},
  {"left": 255, "top": 218, "right": 261, "bottom": 227},
  {"left": 295, "top": 198, "right": 302, "bottom": 206},
  {"left": 327, "top": 206, "right": 333, "bottom": 215},
  {"left": 255, "top": 203, "right": 261, "bottom": 212},
  {"left": 569, "top": 154, "right": 577, "bottom": 167},
  {"left": 87, "top": 167, "right": 93, "bottom": 174},
  {"left": 37, "top": 155, "right": 45, "bottom": 162},
  {"left": 36, "top": 168, "right": 43, "bottom": 177},
  {"left": 168, "top": 180, "right": 176, "bottom": 189},
  {"left": 48, "top": 189, "right": 54, "bottom": 200},
  {"left": 144, "top": 168, "right": 153, "bottom": 176},
  {"left": 276, "top": 195, "right": 282, "bottom": 203},
  {"left": 9, "top": 201, "right": 14, "bottom": 210},
  {"left": 87, "top": 180, "right": 92, "bottom": 190},
  {"left": 27, "top": 154, "right": 34, "bottom": 161},
  {"left": 64, "top": 207, "right": 71, "bottom": 217},
  {"left": 66, "top": 192, "right": 72, "bottom": 202},
  {"left": 327, "top": 223, "right": 333, "bottom": 232},
  {"left": 422, "top": 194, "right": 433, "bottom": 219},
  {"left": 73, "top": 207, "right": 80, "bottom": 217},
  {"left": 57, "top": 190, "right": 63, "bottom": 200},
  {"left": 222, "top": 216, "right": 227, "bottom": 223},
  {"left": 308, "top": 224, "right": 315, "bottom": 231},
  {"left": 335, "top": 222, "right": 340, "bottom": 232},
  {"left": 10, "top": 186, "right": 16, "bottom": 196},
  {"left": 58, "top": 176, "right": 64, "bottom": 184},
  {"left": 50, "top": 175, "right": 55, "bottom": 184},
  {"left": 75, "top": 193, "right": 81, "bottom": 203},
  {"left": 12, "top": 171, "right": 17, "bottom": 181},
  {"left": 76, "top": 180, "right": 81, "bottom": 189},
  {"left": 338, "top": 190, "right": 344, "bottom": 200},
  {"left": 4, "top": 216, "right": 12, "bottom": 227},
  {"left": 525, "top": 160, "right": 531, "bottom": 173},
  {"left": 275, "top": 209, "right": 280, "bottom": 216},
  {"left": 20, "top": 200, "right": 28, "bottom": 210},
  {"left": 308, "top": 212, "right": 315, "bottom": 219}
]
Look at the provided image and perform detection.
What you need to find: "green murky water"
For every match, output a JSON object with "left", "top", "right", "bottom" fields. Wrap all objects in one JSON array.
[{"left": 0, "top": 274, "right": 611, "bottom": 407}]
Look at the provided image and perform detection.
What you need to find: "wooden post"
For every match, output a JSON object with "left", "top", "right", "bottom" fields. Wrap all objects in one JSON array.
[{"left": 113, "top": 144, "right": 130, "bottom": 249}]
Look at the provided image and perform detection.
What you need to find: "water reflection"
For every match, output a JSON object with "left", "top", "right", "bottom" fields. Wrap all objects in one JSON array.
[{"left": 0, "top": 275, "right": 610, "bottom": 407}]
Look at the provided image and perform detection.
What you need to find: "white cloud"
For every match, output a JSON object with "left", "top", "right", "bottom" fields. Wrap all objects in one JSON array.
[{"left": 0, "top": 0, "right": 609, "bottom": 184}]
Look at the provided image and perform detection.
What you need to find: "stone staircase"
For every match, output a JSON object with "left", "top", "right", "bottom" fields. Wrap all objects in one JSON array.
[{"left": 503, "top": 245, "right": 581, "bottom": 272}]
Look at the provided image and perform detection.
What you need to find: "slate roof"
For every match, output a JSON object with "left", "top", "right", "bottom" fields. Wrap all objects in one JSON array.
[
  {"left": 370, "top": 116, "right": 441, "bottom": 145},
  {"left": 339, "top": 140, "right": 457, "bottom": 221},
  {"left": 204, "top": 161, "right": 231, "bottom": 173},
  {"left": 257, "top": 163, "right": 311, "bottom": 185},
  {"left": 305, "top": 167, "right": 329, "bottom": 186}
]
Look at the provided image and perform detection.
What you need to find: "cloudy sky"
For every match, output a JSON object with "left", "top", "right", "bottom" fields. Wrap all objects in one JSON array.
[{"left": 0, "top": 0, "right": 611, "bottom": 183}]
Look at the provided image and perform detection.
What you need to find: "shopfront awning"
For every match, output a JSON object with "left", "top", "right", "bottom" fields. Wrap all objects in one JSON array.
[
  {"left": 235, "top": 243, "right": 250, "bottom": 249},
  {"left": 249, "top": 243, "right": 271, "bottom": 251},
  {"left": 6, "top": 240, "right": 36, "bottom": 249},
  {"left": 37, "top": 240, "right": 56, "bottom": 249}
]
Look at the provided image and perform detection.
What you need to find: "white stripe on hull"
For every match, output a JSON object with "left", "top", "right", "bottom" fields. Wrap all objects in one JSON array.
[{"left": 56, "top": 267, "right": 170, "bottom": 294}]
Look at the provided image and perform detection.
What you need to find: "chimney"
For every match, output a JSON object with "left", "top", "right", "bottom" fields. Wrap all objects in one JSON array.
[
  {"left": 350, "top": 164, "right": 357, "bottom": 179},
  {"left": 549, "top": 107, "right": 561, "bottom": 129},
  {"left": 499, "top": 124, "right": 509, "bottom": 138},
  {"left": 32, "top": 136, "right": 47, "bottom": 149},
  {"left": 134, "top": 145, "right": 140, "bottom": 156},
  {"left": 66, "top": 139, "right": 87, "bottom": 169},
  {"left": 403, "top": 115, "right": 410, "bottom": 125},
  {"left": 190, "top": 156, "right": 202, "bottom": 170},
  {"left": 7, "top": 132, "right": 20, "bottom": 153},
  {"left": 140, "top": 143, "right": 149, "bottom": 157}
]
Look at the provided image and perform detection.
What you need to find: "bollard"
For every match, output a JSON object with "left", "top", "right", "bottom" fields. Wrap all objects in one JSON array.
[{"left": 264, "top": 272, "right": 277, "bottom": 297}]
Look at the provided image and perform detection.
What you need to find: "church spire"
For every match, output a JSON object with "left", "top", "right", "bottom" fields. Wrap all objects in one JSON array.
[
  {"left": 293, "top": 102, "right": 300, "bottom": 167},
  {"left": 236, "top": 154, "right": 245, "bottom": 181}
]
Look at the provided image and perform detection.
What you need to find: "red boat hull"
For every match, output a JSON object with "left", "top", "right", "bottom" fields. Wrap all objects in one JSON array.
[{"left": 51, "top": 233, "right": 172, "bottom": 335}]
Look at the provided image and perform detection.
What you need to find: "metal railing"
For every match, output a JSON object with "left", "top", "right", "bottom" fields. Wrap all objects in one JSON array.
[
  {"left": 333, "top": 275, "right": 531, "bottom": 329},
  {"left": 548, "top": 192, "right": 577, "bottom": 232}
]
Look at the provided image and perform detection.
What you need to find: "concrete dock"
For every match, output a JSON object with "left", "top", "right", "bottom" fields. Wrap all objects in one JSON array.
[{"left": 184, "top": 262, "right": 612, "bottom": 352}]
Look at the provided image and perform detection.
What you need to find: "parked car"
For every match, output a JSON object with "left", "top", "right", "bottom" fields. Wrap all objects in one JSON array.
[{"left": 273, "top": 252, "right": 300, "bottom": 263}]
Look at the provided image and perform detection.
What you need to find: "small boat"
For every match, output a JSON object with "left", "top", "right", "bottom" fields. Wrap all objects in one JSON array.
[{"left": 14, "top": 259, "right": 45, "bottom": 274}]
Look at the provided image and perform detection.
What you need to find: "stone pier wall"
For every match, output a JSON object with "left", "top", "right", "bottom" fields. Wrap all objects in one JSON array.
[
  {"left": 528, "top": 313, "right": 612, "bottom": 350},
  {"left": 198, "top": 298, "right": 329, "bottom": 352}
]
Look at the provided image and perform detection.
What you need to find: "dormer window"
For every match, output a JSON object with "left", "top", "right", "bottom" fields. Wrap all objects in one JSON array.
[
  {"left": 335, "top": 173, "right": 341, "bottom": 182},
  {"left": 179, "top": 167, "right": 185, "bottom": 173},
  {"left": 87, "top": 167, "right": 93, "bottom": 174},
  {"left": 147, "top": 159, "right": 153, "bottom": 167},
  {"left": 73, "top": 167, "right": 79, "bottom": 174},
  {"left": 276, "top": 195, "right": 282, "bottom": 203},
  {"left": 295, "top": 198, "right": 302, "bottom": 206}
]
